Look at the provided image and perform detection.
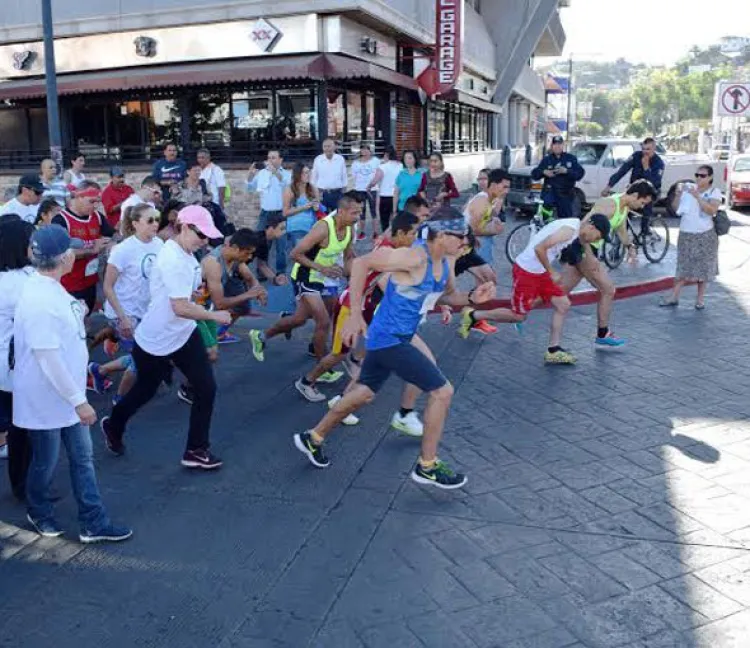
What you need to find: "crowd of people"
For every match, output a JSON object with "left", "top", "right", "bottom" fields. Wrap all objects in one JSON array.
[{"left": 0, "top": 137, "right": 724, "bottom": 543}]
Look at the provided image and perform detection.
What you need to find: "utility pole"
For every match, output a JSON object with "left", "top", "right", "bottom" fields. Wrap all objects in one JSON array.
[
  {"left": 41, "top": 0, "right": 63, "bottom": 170},
  {"left": 565, "top": 55, "right": 573, "bottom": 145}
]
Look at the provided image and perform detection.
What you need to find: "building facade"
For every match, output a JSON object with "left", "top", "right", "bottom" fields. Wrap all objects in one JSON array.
[{"left": 0, "top": 0, "right": 566, "bottom": 189}]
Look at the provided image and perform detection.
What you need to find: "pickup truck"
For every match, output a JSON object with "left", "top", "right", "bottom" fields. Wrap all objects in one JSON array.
[{"left": 506, "top": 139, "right": 727, "bottom": 217}]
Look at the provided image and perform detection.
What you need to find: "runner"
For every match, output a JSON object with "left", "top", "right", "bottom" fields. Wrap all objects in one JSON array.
[
  {"left": 88, "top": 204, "right": 163, "bottom": 404},
  {"left": 293, "top": 207, "right": 494, "bottom": 489},
  {"left": 248, "top": 192, "right": 360, "bottom": 382},
  {"left": 460, "top": 215, "right": 611, "bottom": 364}
]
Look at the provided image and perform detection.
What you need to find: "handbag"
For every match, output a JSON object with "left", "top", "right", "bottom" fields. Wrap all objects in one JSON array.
[{"left": 714, "top": 209, "right": 731, "bottom": 236}]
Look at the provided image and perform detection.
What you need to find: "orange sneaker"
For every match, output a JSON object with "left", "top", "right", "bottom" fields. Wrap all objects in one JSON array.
[{"left": 471, "top": 319, "right": 498, "bottom": 335}]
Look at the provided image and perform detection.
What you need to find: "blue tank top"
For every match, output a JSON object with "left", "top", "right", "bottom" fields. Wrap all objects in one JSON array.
[
  {"left": 286, "top": 195, "right": 316, "bottom": 233},
  {"left": 366, "top": 240, "right": 449, "bottom": 351}
]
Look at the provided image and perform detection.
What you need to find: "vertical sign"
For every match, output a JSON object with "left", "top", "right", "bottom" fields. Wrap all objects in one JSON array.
[{"left": 417, "top": 0, "right": 462, "bottom": 98}]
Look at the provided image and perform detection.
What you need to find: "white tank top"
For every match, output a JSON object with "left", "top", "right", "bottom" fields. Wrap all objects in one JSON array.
[
  {"left": 462, "top": 191, "right": 488, "bottom": 225},
  {"left": 515, "top": 218, "right": 580, "bottom": 274},
  {"left": 67, "top": 170, "right": 86, "bottom": 188}
]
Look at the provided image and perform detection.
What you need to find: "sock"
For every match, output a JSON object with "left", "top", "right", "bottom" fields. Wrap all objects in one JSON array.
[
  {"left": 310, "top": 430, "right": 324, "bottom": 445},
  {"left": 399, "top": 407, "right": 413, "bottom": 418},
  {"left": 548, "top": 346, "right": 562, "bottom": 354},
  {"left": 301, "top": 376, "right": 312, "bottom": 386},
  {"left": 597, "top": 327, "right": 609, "bottom": 339},
  {"left": 469, "top": 310, "right": 477, "bottom": 324},
  {"left": 419, "top": 457, "right": 437, "bottom": 470}
]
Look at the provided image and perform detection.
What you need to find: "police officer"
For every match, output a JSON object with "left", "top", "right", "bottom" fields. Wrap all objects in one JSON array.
[
  {"left": 531, "top": 135, "right": 585, "bottom": 220},
  {"left": 602, "top": 137, "right": 664, "bottom": 233}
]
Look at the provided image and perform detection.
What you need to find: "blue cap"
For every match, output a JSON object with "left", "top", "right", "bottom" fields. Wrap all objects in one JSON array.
[
  {"left": 109, "top": 166, "right": 125, "bottom": 177},
  {"left": 30, "top": 224, "right": 83, "bottom": 261}
]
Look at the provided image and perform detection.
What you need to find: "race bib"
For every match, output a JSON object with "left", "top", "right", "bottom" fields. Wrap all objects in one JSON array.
[{"left": 84, "top": 257, "right": 99, "bottom": 277}]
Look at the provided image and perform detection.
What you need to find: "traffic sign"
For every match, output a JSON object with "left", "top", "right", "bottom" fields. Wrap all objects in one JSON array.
[{"left": 717, "top": 82, "right": 750, "bottom": 117}]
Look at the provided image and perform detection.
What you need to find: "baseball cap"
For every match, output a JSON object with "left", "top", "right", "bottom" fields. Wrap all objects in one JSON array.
[
  {"left": 30, "top": 224, "right": 83, "bottom": 261},
  {"left": 177, "top": 205, "right": 223, "bottom": 240},
  {"left": 109, "top": 166, "right": 125, "bottom": 177},
  {"left": 551, "top": 135, "right": 564, "bottom": 145},
  {"left": 588, "top": 213, "right": 611, "bottom": 240},
  {"left": 18, "top": 174, "right": 44, "bottom": 194}
]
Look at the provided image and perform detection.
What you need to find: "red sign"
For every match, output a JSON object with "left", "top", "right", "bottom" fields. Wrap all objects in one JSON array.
[{"left": 417, "top": 0, "right": 462, "bottom": 97}]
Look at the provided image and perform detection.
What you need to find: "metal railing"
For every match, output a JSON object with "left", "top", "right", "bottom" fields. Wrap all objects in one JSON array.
[{"left": 428, "top": 139, "right": 493, "bottom": 155}]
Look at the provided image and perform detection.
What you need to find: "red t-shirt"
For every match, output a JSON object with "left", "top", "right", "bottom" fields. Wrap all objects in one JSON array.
[{"left": 101, "top": 183, "right": 135, "bottom": 228}]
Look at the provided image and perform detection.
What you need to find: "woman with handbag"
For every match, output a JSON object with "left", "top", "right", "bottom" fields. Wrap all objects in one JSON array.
[
  {"left": 418, "top": 152, "right": 459, "bottom": 213},
  {"left": 660, "top": 165, "right": 722, "bottom": 310}
]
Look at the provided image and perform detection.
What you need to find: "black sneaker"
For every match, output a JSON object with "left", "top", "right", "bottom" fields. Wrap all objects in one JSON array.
[
  {"left": 79, "top": 523, "right": 133, "bottom": 544},
  {"left": 411, "top": 460, "right": 467, "bottom": 490},
  {"left": 181, "top": 449, "right": 223, "bottom": 470},
  {"left": 293, "top": 432, "right": 330, "bottom": 468},
  {"left": 100, "top": 416, "right": 125, "bottom": 456},
  {"left": 27, "top": 513, "right": 63, "bottom": 538},
  {"left": 279, "top": 311, "right": 293, "bottom": 340},
  {"left": 177, "top": 384, "right": 194, "bottom": 406}
]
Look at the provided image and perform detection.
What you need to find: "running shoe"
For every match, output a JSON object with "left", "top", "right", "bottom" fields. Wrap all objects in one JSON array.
[
  {"left": 0, "top": 444, "right": 7, "bottom": 460},
  {"left": 513, "top": 322, "right": 525, "bottom": 336},
  {"left": 181, "top": 449, "right": 223, "bottom": 470},
  {"left": 458, "top": 308, "right": 475, "bottom": 339},
  {"left": 544, "top": 349, "right": 577, "bottom": 365},
  {"left": 411, "top": 460, "right": 467, "bottom": 490},
  {"left": 79, "top": 524, "right": 133, "bottom": 544},
  {"left": 279, "top": 312, "right": 293, "bottom": 340},
  {"left": 27, "top": 513, "right": 63, "bottom": 538},
  {"left": 595, "top": 332, "right": 626, "bottom": 348},
  {"left": 471, "top": 320, "right": 498, "bottom": 335},
  {"left": 100, "top": 416, "right": 125, "bottom": 456},
  {"left": 217, "top": 327, "right": 240, "bottom": 344},
  {"left": 328, "top": 395, "right": 359, "bottom": 426},
  {"left": 249, "top": 330, "right": 266, "bottom": 361},
  {"left": 295, "top": 377, "right": 327, "bottom": 403},
  {"left": 317, "top": 370, "right": 344, "bottom": 384},
  {"left": 103, "top": 338, "right": 120, "bottom": 358},
  {"left": 391, "top": 411, "right": 424, "bottom": 437},
  {"left": 87, "top": 362, "right": 107, "bottom": 395},
  {"left": 177, "top": 384, "right": 194, "bottom": 406},
  {"left": 293, "top": 431, "right": 330, "bottom": 468}
]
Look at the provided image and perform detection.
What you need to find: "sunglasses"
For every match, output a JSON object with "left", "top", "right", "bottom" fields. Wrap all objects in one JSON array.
[
  {"left": 445, "top": 231, "right": 469, "bottom": 242},
  {"left": 140, "top": 217, "right": 159, "bottom": 224},
  {"left": 188, "top": 225, "right": 207, "bottom": 240},
  {"left": 695, "top": 173, "right": 709, "bottom": 179}
]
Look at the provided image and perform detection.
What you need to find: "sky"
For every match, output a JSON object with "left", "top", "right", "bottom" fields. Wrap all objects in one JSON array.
[{"left": 539, "top": 0, "right": 750, "bottom": 66}]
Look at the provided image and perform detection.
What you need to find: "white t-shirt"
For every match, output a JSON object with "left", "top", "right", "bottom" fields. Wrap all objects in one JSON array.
[
  {"left": 516, "top": 218, "right": 580, "bottom": 274},
  {"left": 0, "top": 266, "right": 35, "bottom": 393},
  {"left": 378, "top": 161, "right": 403, "bottom": 197},
  {"left": 311, "top": 153, "right": 348, "bottom": 190},
  {"left": 0, "top": 198, "right": 40, "bottom": 224},
  {"left": 135, "top": 239, "right": 202, "bottom": 356},
  {"left": 104, "top": 235, "right": 164, "bottom": 321},
  {"left": 13, "top": 273, "right": 89, "bottom": 430},
  {"left": 120, "top": 193, "right": 152, "bottom": 217},
  {"left": 200, "top": 163, "right": 226, "bottom": 204},
  {"left": 678, "top": 187, "right": 722, "bottom": 234},
  {"left": 351, "top": 158, "right": 381, "bottom": 192}
]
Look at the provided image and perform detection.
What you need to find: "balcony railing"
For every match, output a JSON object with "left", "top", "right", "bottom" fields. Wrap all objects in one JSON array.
[{"left": 428, "top": 139, "right": 493, "bottom": 155}]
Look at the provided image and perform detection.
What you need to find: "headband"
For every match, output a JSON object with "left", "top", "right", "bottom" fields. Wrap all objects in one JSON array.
[
  {"left": 68, "top": 185, "right": 101, "bottom": 199},
  {"left": 424, "top": 218, "right": 468, "bottom": 235}
]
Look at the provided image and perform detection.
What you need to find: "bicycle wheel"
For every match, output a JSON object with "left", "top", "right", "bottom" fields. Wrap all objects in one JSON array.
[
  {"left": 505, "top": 223, "right": 535, "bottom": 264},
  {"left": 641, "top": 217, "right": 671, "bottom": 263},
  {"left": 601, "top": 234, "right": 625, "bottom": 270}
]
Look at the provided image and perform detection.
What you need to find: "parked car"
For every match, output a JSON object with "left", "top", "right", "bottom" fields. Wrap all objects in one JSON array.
[
  {"left": 727, "top": 154, "right": 750, "bottom": 209},
  {"left": 506, "top": 139, "right": 727, "bottom": 216},
  {"left": 711, "top": 144, "right": 732, "bottom": 161}
]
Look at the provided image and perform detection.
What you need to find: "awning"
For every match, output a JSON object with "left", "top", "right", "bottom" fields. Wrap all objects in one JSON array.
[
  {"left": 0, "top": 54, "right": 417, "bottom": 101},
  {"left": 445, "top": 90, "right": 503, "bottom": 114}
]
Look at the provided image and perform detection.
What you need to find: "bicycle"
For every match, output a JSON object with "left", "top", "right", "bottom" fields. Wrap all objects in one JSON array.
[
  {"left": 600, "top": 211, "right": 670, "bottom": 270},
  {"left": 504, "top": 203, "right": 556, "bottom": 264}
]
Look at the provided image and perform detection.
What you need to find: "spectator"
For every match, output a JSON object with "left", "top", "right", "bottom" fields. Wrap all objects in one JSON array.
[
  {"left": 152, "top": 143, "right": 187, "bottom": 203},
  {"left": 283, "top": 162, "right": 319, "bottom": 253},
  {"left": 197, "top": 149, "right": 227, "bottom": 212},
  {"left": 157, "top": 199, "right": 185, "bottom": 242},
  {"left": 40, "top": 159, "right": 69, "bottom": 207},
  {"left": 377, "top": 146, "right": 403, "bottom": 233},
  {"left": 14, "top": 224, "right": 132, "bottom": 543},
  {"left": 120, "top": 176, "right": 162, "bottom": 225},
  {"left": 101, "top": 167, "right": 135, "bottom": 229},
  {"left": 63, "top": 152, "right": 86, "bottom": 188},
  {"left": 176, "top": 163, "right": 211, "bottom": 206},
  {"left": 249, "top": 212, "right": 289, "bottom": 285},
  {"left": 393, "top": 149, "right": 423, "bottom": 215},
  {"left": 35, "top": 198, "right": 62, "bottom": 228},
  {"left": 0, "top": 175, "right": 43, "bottom": 224},
  {"left": 0, "top": 219, "right": 36, "bottom": 491},
  {"left": 311, "top": 139, "right": 347, "bottom": 214},
  {"left": 247, "top": 149, "right": 291, "bottom": 275},
  {"left": 661, "top": 165, "right": 722, "bottom": 310},
  {"left": 350, "top": 144, "right": 382, "bottom": 240},
  {"left": 419, "top": 152, "right": 459, "bottom": 212}
]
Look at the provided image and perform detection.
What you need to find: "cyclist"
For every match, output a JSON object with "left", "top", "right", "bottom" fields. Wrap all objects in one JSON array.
[{"left": 531, "top": 135, "right": 585, "bottom": 220}]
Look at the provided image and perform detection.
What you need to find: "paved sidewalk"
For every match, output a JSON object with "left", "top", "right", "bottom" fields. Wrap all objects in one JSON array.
[{"left": 2, "top": 265, "right": 750, "bottom": 646}]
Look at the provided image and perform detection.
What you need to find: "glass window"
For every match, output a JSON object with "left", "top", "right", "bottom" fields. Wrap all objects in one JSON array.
[
  {"left": 571, "top": 142, "right": 607, "bottom": 166},
  {"left": 232, "top": 91, "right": 273, "bottom": 143},
  {"left": 365, "top": 94, "right": 376, "bottom": 142},
  {"left": 327, "top": 90, "right": 345, "bottom": 141},
  {"left": 347, "top": 91, "right": 363, "bottom": 142},
  {"left": 191, "top": 93, "right": 230, "bottom": 148},
  {"left": 611, "top": 144, "right": 635, "bottom": 166},
  {"left": 428, "top": 103, "right": 447, "bottom": 151},
  {"left": 142, "top": 99, "right": 181, "bottom": 150},
  {"left": 276, "top": 89, "right": 316, "bottom": 141},
  {"left": 70, "top": 105, "right": 107, "bottom": 151}
]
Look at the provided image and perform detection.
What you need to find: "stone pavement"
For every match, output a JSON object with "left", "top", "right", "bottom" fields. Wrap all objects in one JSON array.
[{"left": 2, "top": 260, "right": 750, "bottom": 646}]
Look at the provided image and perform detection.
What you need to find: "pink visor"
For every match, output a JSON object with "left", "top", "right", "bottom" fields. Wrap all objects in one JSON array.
[{"left": 177, "top": 205, "right": 223, "bottom": 240}]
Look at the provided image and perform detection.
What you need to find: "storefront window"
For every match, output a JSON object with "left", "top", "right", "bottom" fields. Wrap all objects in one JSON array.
[
  {"left": 347, "top": 91, "right": 363, "bottom": 142},
  {"left": 191, "top": 93, "right": 230, "bottom": 148},
  {"left": 143, "top": 99, "right": 181, "bottom": 149},
  {"left": 276, "top": 89, "right": 316, "bottom": 141},
  {"left": 428, "top": 102, "right": 447, "bottom": 152},
  {"left": 327, "top": 90, "right": 345, "bottom": 141},
  {"left": 365, "top": 94, "right": 376, "bottom": 142},
  {"left": 232, "top": 91, "right": 273, "bottom": 144}
]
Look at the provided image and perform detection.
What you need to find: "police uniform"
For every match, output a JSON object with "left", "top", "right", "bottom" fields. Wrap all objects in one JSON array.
[{"left": 530, "top": 152, "right": 585, "bottom": 219}]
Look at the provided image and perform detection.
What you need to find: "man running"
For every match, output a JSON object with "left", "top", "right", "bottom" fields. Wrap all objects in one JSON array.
[
  {"left": 293, "top": 208, "right": 494, "bottom": 489},
  {"left": 249, "top": 192, "right": 360, "bottom": 380},
  {"left": 460, "top": 215, "right": 611, "bottom": 364}
]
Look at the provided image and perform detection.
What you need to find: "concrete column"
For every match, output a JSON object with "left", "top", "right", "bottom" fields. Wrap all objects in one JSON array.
[
  {"left": 508, "top": 101, "right": 517, "bottom": 146},
  {"left": 498, "top": 102, "right": 509, "bottom": 148}
]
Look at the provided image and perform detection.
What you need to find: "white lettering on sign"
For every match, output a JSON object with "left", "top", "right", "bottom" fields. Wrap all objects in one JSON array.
[{"left": 434, "top": 0, "right": 461, "bottom": 93}]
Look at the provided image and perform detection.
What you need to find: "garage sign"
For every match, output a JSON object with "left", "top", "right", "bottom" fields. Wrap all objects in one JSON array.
[{"left": 417, "top": 0, "right": 462, "bottom": 97}]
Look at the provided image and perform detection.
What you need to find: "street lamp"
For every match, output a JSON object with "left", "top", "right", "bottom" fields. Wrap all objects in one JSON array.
[{"left": 41, "top": 0, "right": 62, "bottom": 169}]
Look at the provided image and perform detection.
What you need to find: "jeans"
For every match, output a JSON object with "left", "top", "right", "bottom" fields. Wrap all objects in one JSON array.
[
  {"left": 378, "top": 196, "right": 394, "bottom": 232},
  {"left": 259, "top": 209, "right": 286, "bottom": 274},
  {"left": 320, "top": 189, "right": 343, "bottom": 215},
  {"left": 109, "top": 329, "right": 216, "bottom": 452},
  {"left": 1, "top": 390, "right": 32, "bottom": 499},
  {"left": 356, "top": 191, "right": 377, "bottom": 227},
  {"left": 26, "top": 423, "right": 109, "bottom": 532}
]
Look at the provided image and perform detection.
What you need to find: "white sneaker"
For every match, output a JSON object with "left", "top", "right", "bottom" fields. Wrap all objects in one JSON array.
[
  {"left": 295, "top": 378, "right": 326, "bottom": 403},
  {"left": 328, "top": 396, "right": 359, "bottom": 426},
  {"left": 0, "top": 444, "right": 7, "bottom": 460},
  {"left": 391, "top": 411, "right": 424, "bottom": 437}
]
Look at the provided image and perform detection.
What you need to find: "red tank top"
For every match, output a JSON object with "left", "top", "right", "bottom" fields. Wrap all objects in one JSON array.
[
  {"left": 59, "top": 209, "right": 104, "bottom": 292},
  {"left": 339, "top": 237, "right": 394, "bottom": 309}
]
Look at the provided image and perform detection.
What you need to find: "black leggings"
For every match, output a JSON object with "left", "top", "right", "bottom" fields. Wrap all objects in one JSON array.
[
  {"left": 108, "top": 329, "right": 217, "bottom": 452},
  {"left": 1, "top": 390, "right": 31, "bottom": 500},
  {"left": 379, "top": 196, "right": 394, "bottom": 233}
]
